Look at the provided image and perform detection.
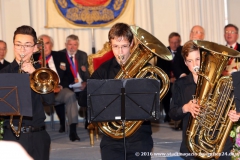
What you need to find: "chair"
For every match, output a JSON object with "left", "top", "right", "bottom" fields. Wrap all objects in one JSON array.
[
  {"left": 87, "top": 42, "right": 113, "bottom": 146},
  {"left": 88, "top": 42, "right": 113, "bottom": 75}
]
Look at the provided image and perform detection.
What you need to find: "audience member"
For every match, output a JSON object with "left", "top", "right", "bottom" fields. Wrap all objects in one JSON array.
[
  {"left": 222, "top": 24, "right": 240, "bottom": 76},
  {"left": 0, "top": 40, "right": 10, "bottom": 70},
  {"left": 156, "top": 32, "right": 181, "bottom": 123},
  {"left": 33, "top": 34, "right": 80, "bottom": 141},
  {"left": 173, "top": 25, "right": 205, "bottom": 79},
  {"left": 1, "top": 25, "right": 54, "bottom": 160},
  {"left": 60, "top": 34, "right": 90, "bottom": 129}
]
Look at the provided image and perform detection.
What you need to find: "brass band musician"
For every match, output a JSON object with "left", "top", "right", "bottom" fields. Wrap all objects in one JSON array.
[
  {"left": 169, "top": 40, "right": 240, "bottom": 160},
  {"left": 90, "top": 23, "right": 153, "bottom": 160},
  {"left": 0, "top": 25, "right": 54, "bottom": 160}
]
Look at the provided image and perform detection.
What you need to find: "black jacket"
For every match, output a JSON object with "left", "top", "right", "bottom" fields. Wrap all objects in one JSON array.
[
  {"left": 0, "top": 59, "right": 10, "bottom": 70},
  {"left": 172, "top": 46, "right": 190, "bottom": 78}
]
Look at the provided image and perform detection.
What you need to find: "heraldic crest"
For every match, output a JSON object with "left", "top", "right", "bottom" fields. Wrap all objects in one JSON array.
[{"left": 54, "top": 0, "right": 129, "bottom": 26}]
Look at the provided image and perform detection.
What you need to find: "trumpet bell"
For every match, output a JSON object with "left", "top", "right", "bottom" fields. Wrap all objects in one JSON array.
[{"left": 30, "top": 68, "right": 59, "bottom": 94}]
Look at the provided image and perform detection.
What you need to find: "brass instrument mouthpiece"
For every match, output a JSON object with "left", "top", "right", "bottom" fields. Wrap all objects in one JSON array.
[
  {"left": 20, "top": 53, "right": 25, "bottom": 58},
  {"left": 193, "top": 66, "right": 200, "bottom": 72},
  {"left": 118, "top": 55, "right": 124, "bottom": 61}
]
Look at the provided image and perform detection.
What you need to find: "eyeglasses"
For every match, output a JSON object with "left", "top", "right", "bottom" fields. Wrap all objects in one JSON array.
[
  {"left": 225, "top": 30, "right": 238, "bottom": 34},
  {"left": 14, "top": 44, "right": 35, "bottom": 50},
  {"left": 111, "top": 44, "right": 130, "bottom": 50},
  {"left": 0, "top": 48, "right": 6, "bottom": 51},
  {"left": 191, "top": 31, "right": 203, "bottom": 35}
]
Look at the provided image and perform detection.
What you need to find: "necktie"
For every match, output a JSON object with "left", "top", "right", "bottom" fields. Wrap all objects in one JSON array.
[
  {"left": 230, "top": 46, "right": 233, "bottom": 49},
  {"left": 172, "top": 51, "right": 176, "bottom": 59},
  {"left": 70, "top": 56, "right": 74, "bottom": 64}
]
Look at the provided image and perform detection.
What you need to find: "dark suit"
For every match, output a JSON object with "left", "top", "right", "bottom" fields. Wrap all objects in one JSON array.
[
  {"left": 59, "top": 49, "right": 90, "bottom": 83},
  {"left": 59, "top": 49, "right": 90, "bottom": 129},
  {"left": 172, "top": 46, "right": 190, "bottom": 79},
  {"left": 0, "top": 59, "right": 10, "bottom": 70},
  {"left": 156, "top": 46, "right": 176, "bottom": 122}
]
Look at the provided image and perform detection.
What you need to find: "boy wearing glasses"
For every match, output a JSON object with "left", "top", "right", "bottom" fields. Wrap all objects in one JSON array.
[
  {"left": 0, "top": 25, "right": 54, "bottom": 160},
  {"left": 90, "top": 23, "right": 153, "bottom": 160}
]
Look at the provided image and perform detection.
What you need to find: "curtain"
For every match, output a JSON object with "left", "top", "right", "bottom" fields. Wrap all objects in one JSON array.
[{"left": 0, "top": 0, "right": 228, "bottom": 62}]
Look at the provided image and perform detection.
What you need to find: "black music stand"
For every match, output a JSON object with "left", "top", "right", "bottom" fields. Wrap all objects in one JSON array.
[
  {"left": 87, "top": 78, "right": 160, "bottom": 122},
  {"left": 87, "top": 78, "right": 160, "bottom": 160},
  {"left": 232, "top": 71, "right": 240, "bottom": 113},
  {"left": 0, "top": 73, "right": 32, "bottom": 116}
]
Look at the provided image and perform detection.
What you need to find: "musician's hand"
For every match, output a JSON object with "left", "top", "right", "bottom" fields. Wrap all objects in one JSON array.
[
  {"left": 81, "top": 65, "right": 87, "bottom": 72},
  {"left": 80, "top": 82, "right": 87, "bottom": 90},
  {"left": 179, "top": 73, "right": 187, "bottom": 78},
  {"left": 21, "top": 62, "right": 35, "bottom": 74},
  {"left": 60, "top": 63, "right": 66, "bottom": 71},
  {"left": 170, "top": 77, "right": 176, "bottom": 83},
  {"left": 228, "top": 110, "right": 240, "bottom": 122},
  {"left": 182, "top": 99, "right": 200, "bottom": 118},
  {"left": 54, "top": 85, "right": 62, "bottom": 93}
]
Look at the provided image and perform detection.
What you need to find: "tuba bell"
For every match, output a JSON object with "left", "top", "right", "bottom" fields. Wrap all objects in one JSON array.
[
  {"left": 186, "top": 40, "right": 240, "bottom": 159},
  {"left": 97, "top": 26, "right": 173, "bottom": 139}
]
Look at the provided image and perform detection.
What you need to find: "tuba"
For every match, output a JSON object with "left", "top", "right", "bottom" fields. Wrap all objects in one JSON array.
[
  {"left": 186, "top": 40, "right": 240, "bottom": 159},
  {"left": 97, "top": 26, "right": 172, "bottom": 139}
]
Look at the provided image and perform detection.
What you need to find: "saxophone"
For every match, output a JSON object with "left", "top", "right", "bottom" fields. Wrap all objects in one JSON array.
[
  {"left": 186, "top": 40, "right": 240, "bottom": 159},
  {"left": 97, "top": 26, "right": 173, "bottom": 139}
]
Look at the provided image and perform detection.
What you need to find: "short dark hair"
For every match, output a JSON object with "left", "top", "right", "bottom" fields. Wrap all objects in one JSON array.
[
  {"left": 168, "top": 32, "right": 181, "bottom": 40},
  {"left": 13, "top": 25, "right": 37, "bottom": 44},
  {"left": 181, "top": 40, "right": 199, "bottom": 60},
  {"left": 224, "top": 24, "right": 239, "bottom": 33},
  {"left": 108, "top": 23, "right": 133, "bottom": 43}
]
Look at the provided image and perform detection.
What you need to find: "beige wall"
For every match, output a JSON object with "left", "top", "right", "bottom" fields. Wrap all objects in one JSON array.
[{"left": 228, "top": 0, "right": 240, "bottom": 35}]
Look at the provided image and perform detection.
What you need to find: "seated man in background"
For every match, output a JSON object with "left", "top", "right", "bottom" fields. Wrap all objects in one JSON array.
[
  {"left": 0, "top": 40, "right": 10, "bottom": 70},
  {"left": 33, "top": 34, "right": 80, "bottom": 141},
  {"left": 59, "top": 34, "right": 90, "bottom": 129},
  {"left": 222, "top": 23, "right": 240, "bottom": 76},
  {"left": 156, "top": 32, "right": 181, "bottom": 123}
]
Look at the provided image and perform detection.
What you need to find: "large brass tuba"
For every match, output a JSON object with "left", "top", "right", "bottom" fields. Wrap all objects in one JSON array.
[
  {"left": 97, "top": 26, "right": 173, "bottom": 139},
  {"left": 186, "top": 40, "right": 240, "bottom": 159},
  {"left": 30, "top": 38, "right": 59, "bottom": 94}
]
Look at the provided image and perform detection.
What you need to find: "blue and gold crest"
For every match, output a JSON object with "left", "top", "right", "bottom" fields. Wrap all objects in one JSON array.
[{"left": 54, "top": 0, "right": 129, "bottom": 27}]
